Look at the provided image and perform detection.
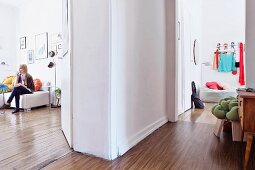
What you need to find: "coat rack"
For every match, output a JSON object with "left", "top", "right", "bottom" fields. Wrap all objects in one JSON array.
[{"left": 215, "top": 42, "right": 245, "bottom": 54}]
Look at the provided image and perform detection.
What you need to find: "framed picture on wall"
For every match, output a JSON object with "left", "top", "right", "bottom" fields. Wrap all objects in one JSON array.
[
  {"left": 20, "top": 37, "right": 26, "bottom": 49},
  {"left": 62, "top": 0, "right": 69, "bottom": 58},
  {"left": 27, "top": 50, "right": 34, "bottom": 64},
  {"left": 35, "top": 32, "right": 48, "bottom": 60}
]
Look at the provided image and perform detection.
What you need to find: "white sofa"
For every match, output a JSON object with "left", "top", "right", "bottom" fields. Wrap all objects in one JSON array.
[
  {"left": 0, "top": 94, "right": 4, "bottom": 107},
  {"left": 3, "top": 91, "right": 50, "bottom": 111},
  {"left": 0, "top": 80, "right": 51, "bottom": 111},
  {"left": 0, "top": 81, "right": 51, "bottom": 111}
]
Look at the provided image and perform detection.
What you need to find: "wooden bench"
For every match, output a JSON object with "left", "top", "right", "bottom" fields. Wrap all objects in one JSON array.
[{"left": 213, "top": 119, "right": 243, "bottom": 141}]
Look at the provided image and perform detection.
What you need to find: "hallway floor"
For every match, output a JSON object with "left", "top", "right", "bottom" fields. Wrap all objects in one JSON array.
[
  {"left": 179, "top": 103, "right": 217, "bottom": 124},
  {"left": 45, "top": 104, "right": 254, "bottom": 170},
  {"left": 1, "top": 105, "right": 254, "bottom": 170},
  {"left": 45, "top": 122, "right": 254, "bottom": 170}
]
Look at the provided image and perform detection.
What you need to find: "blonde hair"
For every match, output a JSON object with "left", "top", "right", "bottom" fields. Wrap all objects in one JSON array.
[{"left": 19, "top": 64, "right": 28, "bottom": 74}]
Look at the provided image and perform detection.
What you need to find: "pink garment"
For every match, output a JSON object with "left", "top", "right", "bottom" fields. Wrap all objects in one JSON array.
[
  {"left": 213, "top": 50, "right": 220, "bottom": 70},
  {"left": 206, "top": 82, "right": 223, "bottom": 90},
  {"left": 239, "top": 43, "right": 245, "bottom": 86}
]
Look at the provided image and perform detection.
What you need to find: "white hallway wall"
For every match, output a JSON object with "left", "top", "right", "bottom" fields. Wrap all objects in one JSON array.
[
  {"left": 71, "top": 0, "right": 176, "bottom": 159},
  {"left": 17, "top": 0, "right": 63, "bottom": 87},
  {"left": 0, "top": 4, "right": 17, "bottom": 81},
  {"left": 72, "top": 0, "right": 111, "bottom": 159},
  {"left": 201, "top": 0, "right": 245, "bottom": 87},
  {"left": 246, "top": 0, "right": 255, "bottom": 88},
  {"left": 111, "top": 0, "right": 168, "bottom": 155}
]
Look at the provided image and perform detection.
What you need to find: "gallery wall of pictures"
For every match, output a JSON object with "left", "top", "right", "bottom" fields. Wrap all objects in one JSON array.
[{"left": 19, "top": 32, "right": 62, "bottom": 64}]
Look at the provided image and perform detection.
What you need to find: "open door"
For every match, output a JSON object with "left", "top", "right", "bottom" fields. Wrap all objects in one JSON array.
[
  {"left": 61, "top": 0, "right": 72, "bottom": 147},
  {"left": 181, "top": 6, "right": 192, "bottom": 113}
]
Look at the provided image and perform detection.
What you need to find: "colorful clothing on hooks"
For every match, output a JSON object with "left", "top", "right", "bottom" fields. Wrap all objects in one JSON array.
[
  {"left": 218, "top": 52, "right": 237, "bottom": 72},
  {"left": 213, "top": 49, "right": 220, "bottom": 70},
  {"left": 239, "top": 43, "right": 245, "bottom": 85}
]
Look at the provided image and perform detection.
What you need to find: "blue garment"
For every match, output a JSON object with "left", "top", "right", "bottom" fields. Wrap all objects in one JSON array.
[{"left": 218, "top": 53, "right": 237, "bottom": 72}]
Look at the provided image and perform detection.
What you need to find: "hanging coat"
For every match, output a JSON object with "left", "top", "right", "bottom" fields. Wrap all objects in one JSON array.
[{"left": 239, "top": 43, "right": 245, "bottom": 86}]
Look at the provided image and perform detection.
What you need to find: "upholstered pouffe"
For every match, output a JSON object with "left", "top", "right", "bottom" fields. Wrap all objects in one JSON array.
[
  {"left": 226, "top": 106, "right": 239, "bottom": 121},
  {"left": 211, "top": 96, "right": 239, "bottom": 121},
  {"left": 213, "top": 105, "right": 227, "bottom": 119}
]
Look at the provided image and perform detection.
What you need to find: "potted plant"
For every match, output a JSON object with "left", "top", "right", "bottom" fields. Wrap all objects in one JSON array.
[
  {"left": 55, "top": 88, "right": 61, "bottom": 99},
  {"left": 54, "top": 88, "right": 61, "bottom": 107}
]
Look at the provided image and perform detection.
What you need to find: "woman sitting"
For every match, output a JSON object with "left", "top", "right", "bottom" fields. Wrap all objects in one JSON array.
[{"left": 0, "top": 64, "right": 35, "bottom": 113}]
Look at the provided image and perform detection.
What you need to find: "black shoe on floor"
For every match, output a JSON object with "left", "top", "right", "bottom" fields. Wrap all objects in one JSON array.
[
  {"left": 0, "top": 104, "right": 11, "bottom": 110},
  {"left": 12, "top": 108, "right": 20, "bottom": 114}
]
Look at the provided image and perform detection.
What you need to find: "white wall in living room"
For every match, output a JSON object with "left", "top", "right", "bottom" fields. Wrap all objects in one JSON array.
[
  {"left": 16, "top": 0, "right": 63, "bottom": 88},
  {"left": 0, "top": 4, "right": 17, "bottom": 81}
]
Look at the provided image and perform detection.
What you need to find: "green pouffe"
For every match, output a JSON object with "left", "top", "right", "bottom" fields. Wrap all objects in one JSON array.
[
  {"left": 219, "top": 99, "right": 225, "bottom": 105},
  {"left": 229, "top": 102, "right": 238, "bottom": 110},
  {"left": 211, "top": 104, "right": 218, "bottom": 113},
  {"left": 211, "top": 96, "right": 239, "bottom": 120},
  {"left": 225, "top": 96, "right": 236, "bottom": 101},
  {"left": 226, "top": 106, "right": 239, "bottom": 121},
  {"left": 213, "top": 105, "right": 227, "bottom": 119},
  {"left": 221, "top": 100, "right": 230, "bottom": 111}
]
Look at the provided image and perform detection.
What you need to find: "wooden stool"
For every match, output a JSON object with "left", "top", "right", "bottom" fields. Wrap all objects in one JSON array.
[{"left": 214, "top": 119, "right": 242, "bottom": 141}]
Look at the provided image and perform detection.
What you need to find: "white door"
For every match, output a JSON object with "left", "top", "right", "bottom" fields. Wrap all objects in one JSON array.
[
  {"left": 61, "top": 0, "right": 72, "bottom": 147},
  {"left": 177, "top": 1, "right": 184, "bottom": 115},
  {"left": 181, "top": 8, "right": 192, "bottom": 112}
]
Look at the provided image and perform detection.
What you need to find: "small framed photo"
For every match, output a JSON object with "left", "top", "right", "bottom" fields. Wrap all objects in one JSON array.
[
  {"left": 27, "top": 50, "right": 34, "bottom": 64},
  {"left": 20, "top": 37, "right": 26, "bottom": 49},
  {"left": 58, "top": 43, "right": 62, "bottom": 49}
]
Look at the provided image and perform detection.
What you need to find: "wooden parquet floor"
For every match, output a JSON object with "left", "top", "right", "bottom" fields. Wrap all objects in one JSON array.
[
  {"left": 45, "top": 121, "right": 255, "bottom": 170},
  {"left": 0, "top": 107, "right": 71, "bottom": 170},
  {"left": 1, "top": 105, "right": 254, "bottom": 170}
]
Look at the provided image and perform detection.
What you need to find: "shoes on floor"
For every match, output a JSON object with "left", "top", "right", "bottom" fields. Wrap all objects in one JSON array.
[
  {"left": 0, "top": 104, "right": 11, "bottom": 110},
  {"left": 12, "top": 108, "right": 20, "bottom": 114}
]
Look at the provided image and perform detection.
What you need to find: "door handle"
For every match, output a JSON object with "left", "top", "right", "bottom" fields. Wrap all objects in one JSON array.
[{"left": 178, "top": 21, "right": 181, "bottom": 40}]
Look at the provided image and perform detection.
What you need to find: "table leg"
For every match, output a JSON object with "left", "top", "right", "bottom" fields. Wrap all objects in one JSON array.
[{"left": 244, "top": 134, "right": 253, "bottom": 170}]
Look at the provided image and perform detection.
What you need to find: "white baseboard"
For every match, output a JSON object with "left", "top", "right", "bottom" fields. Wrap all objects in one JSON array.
[{"left": 118, "top": 116, "right": 168, "bottom": 155}]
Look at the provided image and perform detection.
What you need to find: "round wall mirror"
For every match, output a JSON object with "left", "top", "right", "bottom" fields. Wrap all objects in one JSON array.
[{"left": 193, "top": 39, "right": 199, "bottom": 65}]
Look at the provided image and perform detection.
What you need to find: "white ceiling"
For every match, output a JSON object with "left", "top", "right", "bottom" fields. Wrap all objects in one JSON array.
[{"left": 0, "top": 0, "right": 28, "bottom": 7}]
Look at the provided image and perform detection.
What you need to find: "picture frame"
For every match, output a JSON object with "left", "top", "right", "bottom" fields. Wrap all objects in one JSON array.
[
  {"left": 62, "top": 0, "right": 69, "bottom": 58},
  {"left": 20, "top": 37, "right": 26, "bottom": 49},
  {"left": 35, "top": 32, "right": 48, "bottom": 60},
  {"left": 27, "top": 50, "right": 34, "bottom": 64},
  {"left": 58, "top": 43, "right": 62, "bottom": 50}
]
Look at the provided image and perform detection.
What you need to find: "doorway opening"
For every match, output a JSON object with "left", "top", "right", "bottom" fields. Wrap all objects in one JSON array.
[
  {"left": 0, "top": 0, "right": 72, "bottom": 169},
  {"left": 177, "top": 0, "right": 246, "bottom": 123}
]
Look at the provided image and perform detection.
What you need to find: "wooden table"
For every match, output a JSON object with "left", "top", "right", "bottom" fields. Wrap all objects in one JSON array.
[{"left": 238, "top": 91, "right": 255, "bottom": 170}]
